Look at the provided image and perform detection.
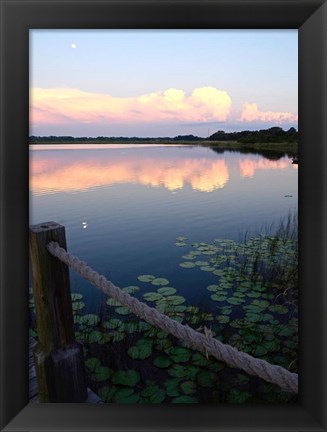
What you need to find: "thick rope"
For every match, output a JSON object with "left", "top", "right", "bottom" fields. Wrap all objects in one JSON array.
[{"left": 47, "top": 241, "right": 298, "bottom": 394}]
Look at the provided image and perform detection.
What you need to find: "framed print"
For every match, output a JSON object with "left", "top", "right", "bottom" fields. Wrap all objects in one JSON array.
[{"left": 1, "top": 0, "right": 326, "bottom": 431}]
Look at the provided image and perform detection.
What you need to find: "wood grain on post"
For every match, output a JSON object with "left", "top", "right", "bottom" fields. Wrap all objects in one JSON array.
[
  {"left": 29, "top": 221, "right": 87, "bottom": 402},
  {"left": 29, "top": 221, "right": 75, "bottom": 352}
]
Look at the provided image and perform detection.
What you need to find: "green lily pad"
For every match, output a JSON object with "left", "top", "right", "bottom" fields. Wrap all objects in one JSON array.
[
  {"left": 85, "top": 357, "right": 101, "bottom": 372},
  {"left": 195, "top": 261, "right": 209, "bottom": 266},
  {"left": 207, "top": 284, "right": 219, "bottom": 292},
  {"left": 180, "top": 380, "right": 197, "bottom": 395},
  {"left": 164, "top": 295, "right": 185, "bottom": 306},
  {"left": 104, "top": 318, "right": 123, "bottom": 330},
  {"left": 169, "top": 347, "right": 191, "bottom": 363},
  {"left": 168, "top": 365, "right": 189, "bottom": 378},
  {"left": 143, "top": 292, "right": 163, "bottom": 302},
  {"left": 112, "top": 369, "right": 140, "bottom": 387},
  {"left": 128, "top": 338, "right": 153, "bottom": 360},
  {"left": 192, "top": 352, "right": 208, "bottom": 366},
  {"left": 98, "top": 385, "right": 118, "bottom": 402},
  {"left": 175, "top": 242, "right": 187, "bottom": 247},
  {"left": 87, "top": 331, "right": 107, "bottom": 344},
  {"left": 151, "top": 278, "right": 170, "bottom": 286},
  {"left": 115, "top": 306, "right": 131, "bottom": 315},
  {"left": 165, "top": 378, "right": 181, "bottom": 397},
  {"left": 176, "top": 236, "right": 188, "bottom": 241},
  {"left": 122, "top": 285, "right": 140, "bottom": 294},
  {"left": 113, "top": 388, "right": 140, "bottom": 403},
  {"left": 217, "top": 315, "right": 230, "bottom": 324},
  {"left": 92, "top": 366, "right": 112, "bottom": 382},
  {"left": 75, "top": 314, "right": 99, "bottom": 326},
  {"left": 200, "top": 266, "right": 216, "bottom": 272},
  {"left": 228, "top": 389, "right": 252, "bottom": 403},
  {"left": 211, "top": 294, "right": 227, "bottom": 302},
  {"left": 179, "top": 262, "right": 196, "bottom": 269},
  {"left": 252, "top": 300, "right": 270, "bottom": 308},
  {"left": 226, "top": 297, "right": 245, "bottom": 305},
  {"left": 154, "top": 355, "right": 172, "bottom": 368},
  {"left": 106, "top": 298, "right": 122, "bottom": 307},
  {"left": 246, "top": 292, "right": 262, "bottom": 298},
  {"left": 137, "top": 274, "right": 156, "bottom": 282},
  {"left": 197, "top": 371, "right": 217, "bottom": 388},
  {"left": 141, "top": 384, "right": 165, "bottom": 403},
  {"left": 157, "top": 287, "right": 177, "bottom": 296},
  {"left": 71, "top": 293, "right": 83, "bottom": 301},
  {"left": 72, "top": 301, "right": 85, "bottom": 311}
]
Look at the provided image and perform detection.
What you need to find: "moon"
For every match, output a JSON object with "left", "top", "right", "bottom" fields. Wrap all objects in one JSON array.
[{"left": 71, "top": 43, "right": 77, "bottom": 49}]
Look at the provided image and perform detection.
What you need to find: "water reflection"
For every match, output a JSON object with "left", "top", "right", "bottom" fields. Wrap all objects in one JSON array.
[
  {"left": 29, "top": 146, "right": 292, "bottom": 196},
  {"left": 239, "top": 158, "right": 289, "bottom": 177}
]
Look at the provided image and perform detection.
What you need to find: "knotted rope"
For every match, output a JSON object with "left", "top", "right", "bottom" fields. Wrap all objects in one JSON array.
[{"left": 47, "top": 241, "right": 298, "bottom": 394}]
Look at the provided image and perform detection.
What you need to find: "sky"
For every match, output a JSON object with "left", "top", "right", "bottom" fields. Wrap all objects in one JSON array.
[{"left": 29, "top": 30, "right": 298, "bottom": 138}]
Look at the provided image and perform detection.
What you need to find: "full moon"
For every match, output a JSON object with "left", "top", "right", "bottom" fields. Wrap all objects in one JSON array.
[{"left": 71, "top": 43, "right": 77, "bottom": 49}]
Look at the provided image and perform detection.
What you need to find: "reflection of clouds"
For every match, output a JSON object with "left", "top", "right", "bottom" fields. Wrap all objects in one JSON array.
[
  {"left": 239, "top": 158, "right": 289, "bottom": 177},
  {"left": 30, "top": 155, "right": 230, "bottom": 195}
]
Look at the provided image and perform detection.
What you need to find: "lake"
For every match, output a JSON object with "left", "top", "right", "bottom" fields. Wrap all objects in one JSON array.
[
  {"left": 29, "top": 144, "right": 298, "bottom": 312},
  {"left": 29, "top": 144, "right": 299, "bottom": 403}
]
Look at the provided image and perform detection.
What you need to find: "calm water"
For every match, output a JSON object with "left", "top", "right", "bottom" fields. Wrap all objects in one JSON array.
[{"left": 29, "top": 144, "right": 298, "bottom": 312}]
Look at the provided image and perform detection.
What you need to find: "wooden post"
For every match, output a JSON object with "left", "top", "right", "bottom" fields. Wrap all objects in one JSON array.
[{"left": 29, "top": 222, "right": 87, "bottom": 402}]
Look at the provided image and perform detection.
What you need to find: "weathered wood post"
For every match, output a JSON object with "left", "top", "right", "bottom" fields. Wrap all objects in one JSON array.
[{"left": 29, "top": 221, "right": 87, "bottom": 402}]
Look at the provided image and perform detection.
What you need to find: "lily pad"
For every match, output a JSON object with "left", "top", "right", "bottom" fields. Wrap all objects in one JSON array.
[
  {"left": 71, "top": 293, "right": 83, "bottom": 301},
  {"left": 175, "top": 242, "right": 187, "bottom": 247},
  {"left": 207, "top": 284, "right": 219, "bottom": 292},
  {"left": 169, "top": 347, "right": 191, "bottom": 363},
  {"left": 137, "top": 275, "right": 156, "bottom": 283},
  {"left": 165, "top": 378, "right": 181, "bottom": 397},
  {"left": 154, "top": 355, "right": 172, "bottom": 368},
  {"left": 115, "top": 306, "right": 131, "bottom": 315},
  {"left": 197, "top": 370, "right": 216, "bottom": 388},
  {"left": 113, "top": 388, "right": 140, "bottom": 403},
  {"left": 217, "top": 315, "right": 230, "bottom": 324},
  {"left": 104, "top": 318, "right": 123, "bottom": 330},
  {"left": 176, "top": 236, "right": 188, "bottom": 241},
  {"left": 164, "top": 295, "right": 186, "bottom": 306},
  {"left": 200, "top": 266, "right": 216, "bottom": 272},
  {"left": 179, "top": 262, "right": 196, "bottom": 269},
  {"left": 152, "top": 278, "right": 170, "bottom": 286},
  {"left": 106, "top": 298, "right": 122, "bottom": 307},
  {"left": 75, "top": 314, "right": 99, "bottom": 326},
  {"left": 128, "top": 338, "right": 153, "bottom": 360},
  {"left": 157, "top": 287, "right": 177, "bottom": 296},
  {"left": 122, "top": 285, "right": 140, "bottom": 294},
  {"left": 143, "top": 292, "right": 163, "bottom": 302},
  {"left": 211, "top": 294, "right": 227, "bottom": 302},
  {"left": 168, "top": 365, "right": 189, "bottom": 378},
  {"left": 195, "top": 261, "right": 209, "bottom": 266},
  {"left": 141, "top": 383, "right": 165, "bottom": 403},
  {"left": 226, "top": 297, "right": 245, "bottom": 305},
  {"left": 112, "top": 369, "right": 140, "bottom": 387},
  {"left": 180, "top": 381, "right": 197, "bottom": 395},
  {"left": 72, "top": 301, "right": 85, "bottom": 311},
  {"left": 91, "top": 366, "right": 112, "bottom": 382}
]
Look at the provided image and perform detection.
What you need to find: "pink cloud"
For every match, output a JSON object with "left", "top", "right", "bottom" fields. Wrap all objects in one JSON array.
[
  {"left": 240, "top": 102, "right": 298, "bottom": 123},
  {"left": 30, "top": 87, "right": 232, "bottom": 127}
]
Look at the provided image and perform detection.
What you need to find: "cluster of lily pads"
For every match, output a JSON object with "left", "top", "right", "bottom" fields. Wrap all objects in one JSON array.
[{"left": 29, "top": 230, "right": 298, "bottom": 403}]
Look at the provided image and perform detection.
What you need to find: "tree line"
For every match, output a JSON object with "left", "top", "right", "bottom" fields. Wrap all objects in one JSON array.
[{"left": 29, "top": 127, "right": 298, "bottom": 144}]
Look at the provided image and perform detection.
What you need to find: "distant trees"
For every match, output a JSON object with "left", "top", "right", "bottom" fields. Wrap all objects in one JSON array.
[
  {"left": 29, "top": 127, "right": 298, "bottom": 144},
  {"left": 208, "top": 127, "right": 298, "bottom": 143}
]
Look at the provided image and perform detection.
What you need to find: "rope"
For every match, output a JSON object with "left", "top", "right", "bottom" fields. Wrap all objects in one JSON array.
[{"left": 47, "top": 241, "right": 298, "bottom": 394}]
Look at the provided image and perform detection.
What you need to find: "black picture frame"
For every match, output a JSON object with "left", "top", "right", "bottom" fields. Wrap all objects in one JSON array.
[{"left": 0, "top": 0, "right": 326, "bottom": 431}]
